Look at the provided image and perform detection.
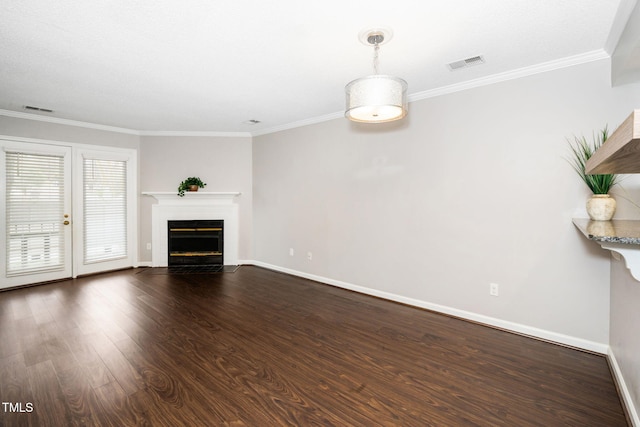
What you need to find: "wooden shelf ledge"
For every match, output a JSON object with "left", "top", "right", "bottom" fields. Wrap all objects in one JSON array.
[{"left": 585, "top": 109, "right": 640, "bottom": 174}]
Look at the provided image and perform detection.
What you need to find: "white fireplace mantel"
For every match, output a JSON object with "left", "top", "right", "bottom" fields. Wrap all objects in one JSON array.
[
  {"left": 142, "top": 191, "right": 241, "bottom": 267},
  {"left": 142, "top": 191, "right": 241, "bottom": 204}
]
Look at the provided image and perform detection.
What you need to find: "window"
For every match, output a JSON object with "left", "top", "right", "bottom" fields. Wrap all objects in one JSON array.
[
  {"left": 5, "top": 151, "right": 66, "bottom": 276},
  {"left": 83, "top": 158, "right": 127, "bottom": 264}
]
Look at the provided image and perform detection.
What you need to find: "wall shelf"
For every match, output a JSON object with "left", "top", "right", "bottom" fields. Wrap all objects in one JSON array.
[
  {"left": 585, "top": 109, "right": 640, "bottom": 174},
  {"left": 573, "top": 218, "right": 640, "bottom": 281}
]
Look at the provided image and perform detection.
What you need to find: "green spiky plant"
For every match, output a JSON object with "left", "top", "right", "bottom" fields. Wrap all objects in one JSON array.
[{"left": 567, "top": 126, "right": 618, "bottom": 194}]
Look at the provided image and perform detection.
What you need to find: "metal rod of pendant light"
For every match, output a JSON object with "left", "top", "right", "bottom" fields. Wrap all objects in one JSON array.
[{"left": 371, "top": 34, "right": 381, "bottom": 74}]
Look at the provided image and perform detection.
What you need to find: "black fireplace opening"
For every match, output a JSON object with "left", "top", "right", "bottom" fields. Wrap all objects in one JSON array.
[{"left": 168, "top": 220, "right": 223, "bottom": 266}]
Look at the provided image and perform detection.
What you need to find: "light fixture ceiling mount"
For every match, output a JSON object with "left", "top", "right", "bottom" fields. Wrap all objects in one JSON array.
[
  {"left": 345, "top": 27, "right": 408, "bottom": 124},
  {"left": 358, "top": 27, "right": 393, "bottom": 47}
]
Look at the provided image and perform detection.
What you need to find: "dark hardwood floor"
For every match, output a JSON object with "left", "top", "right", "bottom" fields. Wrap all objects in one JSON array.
[{"left": 0, "top": 266, "right": 628, "bottom": 426}]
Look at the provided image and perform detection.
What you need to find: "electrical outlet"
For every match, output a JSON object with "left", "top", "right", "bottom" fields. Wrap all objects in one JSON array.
[
  {"left": 289, "top": 248, "right": 294, "bottom": 256},
  {"left": 307, "top": 252, "right": 312, "bottom": 261},
  {"left": 146, "top": 243, "right": 152, "bottom": 250},
  {"left": 490, "top": 283, "right": 499, "bottom": 297}
]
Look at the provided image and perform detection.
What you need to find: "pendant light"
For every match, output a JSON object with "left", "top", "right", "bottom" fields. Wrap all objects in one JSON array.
[{"left": 345, "top": 28, "right": 408, "bottom": 123}]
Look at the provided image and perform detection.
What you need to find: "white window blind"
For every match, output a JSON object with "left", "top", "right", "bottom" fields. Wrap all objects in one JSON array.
[
  {"left": 6, "top": 151, "right": 65, "bottom": 276},
  {"left": 83, "top": 158, "right": 127, "bottom": 264}
]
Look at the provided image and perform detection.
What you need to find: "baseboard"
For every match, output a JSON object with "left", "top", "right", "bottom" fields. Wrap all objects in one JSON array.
[
  {"left": 137, "top": 260, "right": 247, "bottom": 268},
  {"left": 247, "top": 260, "right": 609, "bottom": 354},
  {"left": 608, "top": 348, "right": 640, "bottom": 426}
]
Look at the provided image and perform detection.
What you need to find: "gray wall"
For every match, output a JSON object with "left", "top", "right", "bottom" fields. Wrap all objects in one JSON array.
[{"left": 252, "top": 58, "right": 640, "bottom": 348}]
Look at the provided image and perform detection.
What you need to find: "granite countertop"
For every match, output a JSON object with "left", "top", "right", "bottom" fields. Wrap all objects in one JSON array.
[{"left": 572, "top": 218, "right": 640, "bottom": 245}]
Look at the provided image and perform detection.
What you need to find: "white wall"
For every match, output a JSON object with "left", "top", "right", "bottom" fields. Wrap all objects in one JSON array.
[
  {"left": 139, "top": 135, "right": 253, "bottom": 262},
  {"left": 252, "top": 58, "right": 640, "bottom": 349},
  {"left": 611, "top": 0, "right": 640, "bottom": 86}
]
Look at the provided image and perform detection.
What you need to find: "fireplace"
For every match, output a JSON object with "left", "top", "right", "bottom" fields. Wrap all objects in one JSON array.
[
  {"left": 168, "top": 220, "right": 223, "bottom": 266},
  {"left": 143, "top": 191, "right": 240, "bottom": 267}
]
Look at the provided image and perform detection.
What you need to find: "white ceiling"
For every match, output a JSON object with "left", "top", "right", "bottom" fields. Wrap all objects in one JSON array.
[{"left": 0, "top": 0, "right": 636, "bottom": 134}]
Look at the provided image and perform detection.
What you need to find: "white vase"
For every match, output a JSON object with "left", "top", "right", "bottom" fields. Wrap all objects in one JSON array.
[{"left": 586, "top": 194, "right": 616, "bottom": 221}]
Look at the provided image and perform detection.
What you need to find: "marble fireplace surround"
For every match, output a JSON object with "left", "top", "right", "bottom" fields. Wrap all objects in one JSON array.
[{"left": 142, "top": 192, "right": 241, "bottom": 267}]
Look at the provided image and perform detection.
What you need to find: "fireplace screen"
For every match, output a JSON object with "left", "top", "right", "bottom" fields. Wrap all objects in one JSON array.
[{"left": 167, "top": 220, "right": 223, "bottom": 266}]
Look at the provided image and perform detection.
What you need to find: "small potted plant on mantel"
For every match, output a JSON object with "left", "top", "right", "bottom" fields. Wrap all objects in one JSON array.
[
  {"left": 177, "top": 177, "right": 207, "bottom": 197},
  {"left": 567, "top": 126, "right": 618, "bottom": 220}
]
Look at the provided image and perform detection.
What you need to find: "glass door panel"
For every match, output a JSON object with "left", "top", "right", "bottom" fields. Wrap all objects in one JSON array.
[{"left": 1, "top": 141, "right": 72, "bottom": 288}]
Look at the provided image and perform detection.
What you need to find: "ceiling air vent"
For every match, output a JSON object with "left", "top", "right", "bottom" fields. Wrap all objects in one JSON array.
[
  {"left": 24, "top": 105, "right": 54, "bottom": 113},
  {"left": 447, "top": 55, "right": 485, "bottom": 71}
]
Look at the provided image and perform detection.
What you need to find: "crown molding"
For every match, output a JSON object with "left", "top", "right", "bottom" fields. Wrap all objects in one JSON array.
[
  {"left": 0, "top": 109, "right": 140, "bottom": 135},
  {"left": 408, "top": 49, "right": 610, "bottom": 103},
  {"left": 0, "top": 105, "right": 340, "bottom": 137},
  {"left": 250, "top": 111, "right": 344, "bottom": 137},
  {"left": 139, "top": 130, "right": 252, "bottom": 138},
  {"left": 0, "top": 110, "right": 253, "bottom": 138}
]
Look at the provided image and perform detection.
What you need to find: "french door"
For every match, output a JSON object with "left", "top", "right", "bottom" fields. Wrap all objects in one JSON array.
[
  {"left": 73, "top": 148, "right": 136, "bottom": 277},
  {"left": 1, "top": 139, "right": 136, "bottom": 289},
  {"left": 1, "top": 141, "right": 72, "bottom": 288}
]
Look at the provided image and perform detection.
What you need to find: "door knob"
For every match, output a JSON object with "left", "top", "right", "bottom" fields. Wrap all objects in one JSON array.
[{"left": 63, "top": 220, "right": 70, "bottom": 225}]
